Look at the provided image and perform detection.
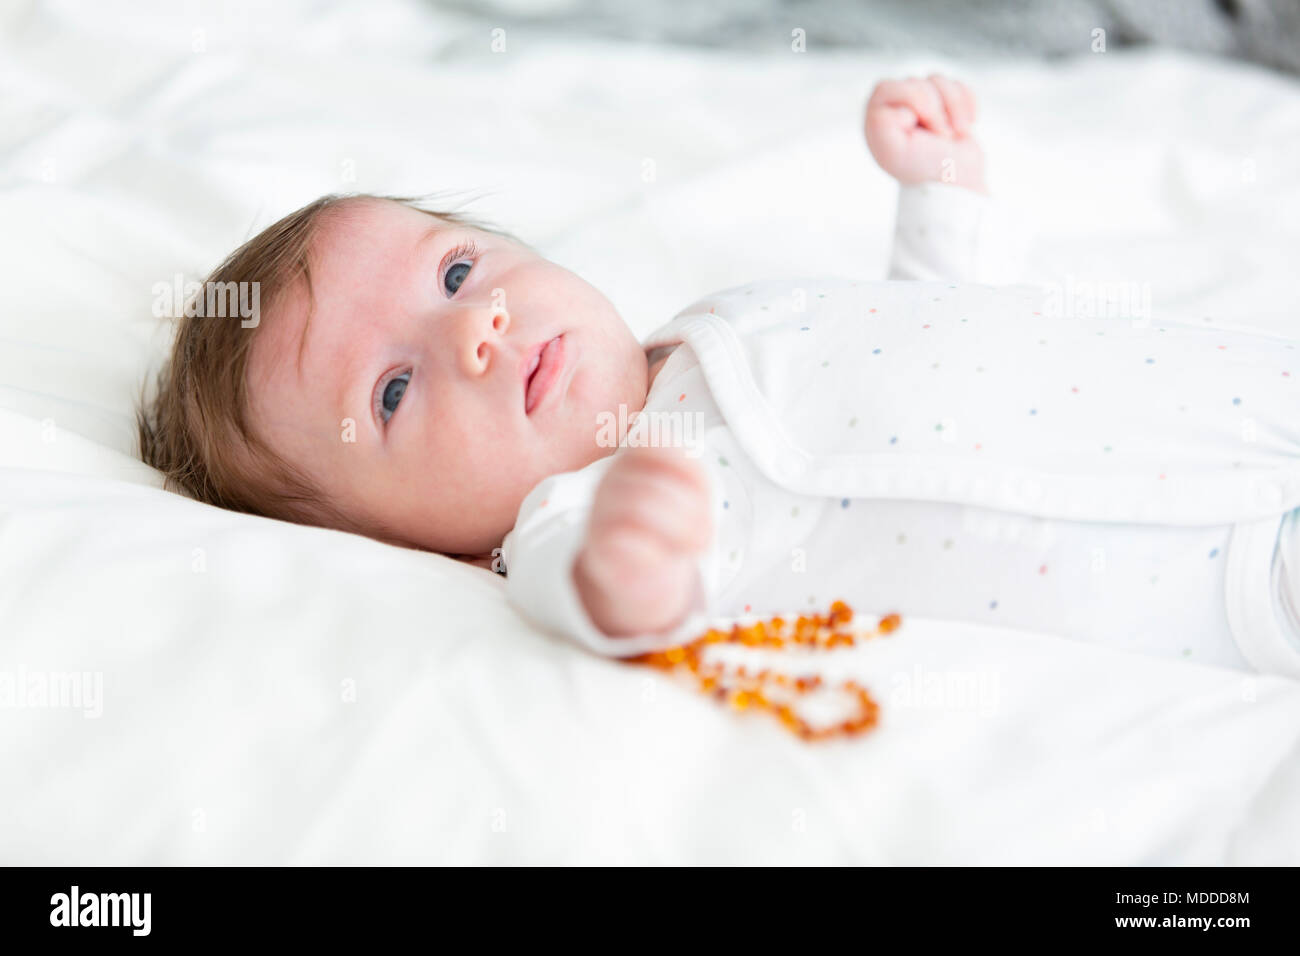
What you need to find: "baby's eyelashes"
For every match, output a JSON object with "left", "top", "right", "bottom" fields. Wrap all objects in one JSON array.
[{"left": 440, "top": 239, "right": 480, "bottom": 297}]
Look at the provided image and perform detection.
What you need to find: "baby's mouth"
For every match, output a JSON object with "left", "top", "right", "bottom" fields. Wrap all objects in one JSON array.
[{"left": 524, "top": 335, "right": 565, "bottom": 415}]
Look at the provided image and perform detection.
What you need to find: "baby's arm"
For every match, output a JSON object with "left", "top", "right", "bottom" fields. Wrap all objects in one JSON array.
[
  {"left": 502, "top": 444, "right": 718, "bottom": 656},
  {"left": 865, "top": 75, "right": 1030, "bottom": 284}
]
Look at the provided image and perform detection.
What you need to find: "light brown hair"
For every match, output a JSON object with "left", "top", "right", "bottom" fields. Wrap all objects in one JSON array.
[{"left": 136, "top": 192, "right": 520, "bottom": 536}]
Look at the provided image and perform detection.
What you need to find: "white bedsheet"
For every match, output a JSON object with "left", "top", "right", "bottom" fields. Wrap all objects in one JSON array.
[{"left": 1, "top": 0, "right": 1298, "bottom": 863}]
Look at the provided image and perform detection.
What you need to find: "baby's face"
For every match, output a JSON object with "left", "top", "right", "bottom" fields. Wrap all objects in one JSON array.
[{"left": 246, "top": 198, "right": 648, "bottom": 556}]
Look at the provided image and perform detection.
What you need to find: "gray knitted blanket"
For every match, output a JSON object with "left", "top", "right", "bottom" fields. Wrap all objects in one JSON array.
[{"left": 442, "top": 0, "right": 1300, "bottom": 75}]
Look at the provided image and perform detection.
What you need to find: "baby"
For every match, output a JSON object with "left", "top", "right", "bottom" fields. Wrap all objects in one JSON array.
[{"left": 139, "top": 76, "right": 1300, "bottom": 678}]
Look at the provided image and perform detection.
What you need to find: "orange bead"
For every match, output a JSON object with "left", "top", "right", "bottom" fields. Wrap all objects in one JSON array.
[{"left": 636, "top": 601, "right": 896, "bottom": 742}]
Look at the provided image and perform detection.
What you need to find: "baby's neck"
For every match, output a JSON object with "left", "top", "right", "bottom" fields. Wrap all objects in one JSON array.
[{"left": 646, "top": 344, "right": 676, "bottom": 390}]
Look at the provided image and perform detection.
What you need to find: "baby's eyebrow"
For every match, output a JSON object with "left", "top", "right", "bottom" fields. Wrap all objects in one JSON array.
[{"left": 413, "top": 220, "right": 446, "bottom": 255}]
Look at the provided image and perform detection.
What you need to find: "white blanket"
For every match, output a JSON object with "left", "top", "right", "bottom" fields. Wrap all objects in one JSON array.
[{"left": 1, "top": 0, "right": 1298, "bottom": 863}]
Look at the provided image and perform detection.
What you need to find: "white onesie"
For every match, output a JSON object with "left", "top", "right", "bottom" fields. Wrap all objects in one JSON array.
[{"left": 501, "top": 184, "right": 1300, "bottom": 678}]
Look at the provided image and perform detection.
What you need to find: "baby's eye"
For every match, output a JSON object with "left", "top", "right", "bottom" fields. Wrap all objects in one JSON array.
[
  {"left": 440, "top": 239, "right": 480, "bottom": 297},
  {"left": 378, "top": 371, "right": 410, "bottom": 424},
  {"left": 444, "top": 260, "right": 472, "bottom": 297}
]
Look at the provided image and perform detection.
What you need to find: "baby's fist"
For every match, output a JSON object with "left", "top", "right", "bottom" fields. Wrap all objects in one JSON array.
[
  {"left": 574, "top": 443, "right": 713, "bottom": 638},
  {"left": 865, "top": 74, "right": 987, "bottom": 194}
]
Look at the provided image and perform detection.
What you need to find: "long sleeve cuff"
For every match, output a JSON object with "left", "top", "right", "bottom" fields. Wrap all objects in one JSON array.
[{"left": 887, "top": 182, "right": 1032, "bottom": 285}]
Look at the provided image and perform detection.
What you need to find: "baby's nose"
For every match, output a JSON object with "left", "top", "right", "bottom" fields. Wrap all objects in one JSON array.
[
  {"left": 466, "top": 304, "right": 510, "bottom": 373},
  {"left": 490, "top": 308, "right": 509, "bottom": 336}
]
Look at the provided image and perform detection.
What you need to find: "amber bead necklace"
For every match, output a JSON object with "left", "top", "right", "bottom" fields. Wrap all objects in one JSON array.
[{"left": 630, "top": 601, "right": 901, "bottom": 742}]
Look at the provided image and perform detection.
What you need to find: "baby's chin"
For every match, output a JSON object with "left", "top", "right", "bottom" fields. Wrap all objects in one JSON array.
[{"left": 399, "top": 521, "right": 503, "bottom": 560}]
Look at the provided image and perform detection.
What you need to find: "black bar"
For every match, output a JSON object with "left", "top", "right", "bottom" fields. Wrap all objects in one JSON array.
[{"left": 0, "top": 866, "right": 1288, "bottom": 943}]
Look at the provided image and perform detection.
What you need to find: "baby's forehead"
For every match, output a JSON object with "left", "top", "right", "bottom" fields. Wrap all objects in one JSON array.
[
  {"left": 313, "top": 196, "right": 436, "bottom": 256},
  {"left": 309, "top": 199, "right": 473, "bottom": 296},
  {"left": 246, "top": 201, "right": 443, "bottom": 386}
]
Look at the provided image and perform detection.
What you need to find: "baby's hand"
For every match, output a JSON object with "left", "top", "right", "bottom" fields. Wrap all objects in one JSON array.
[
  {"left": 865, "top": 74, "right": 987, "bottom": 194},
  {"left": 573, "top": 443, "right": 713, "bottom": 638}
]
